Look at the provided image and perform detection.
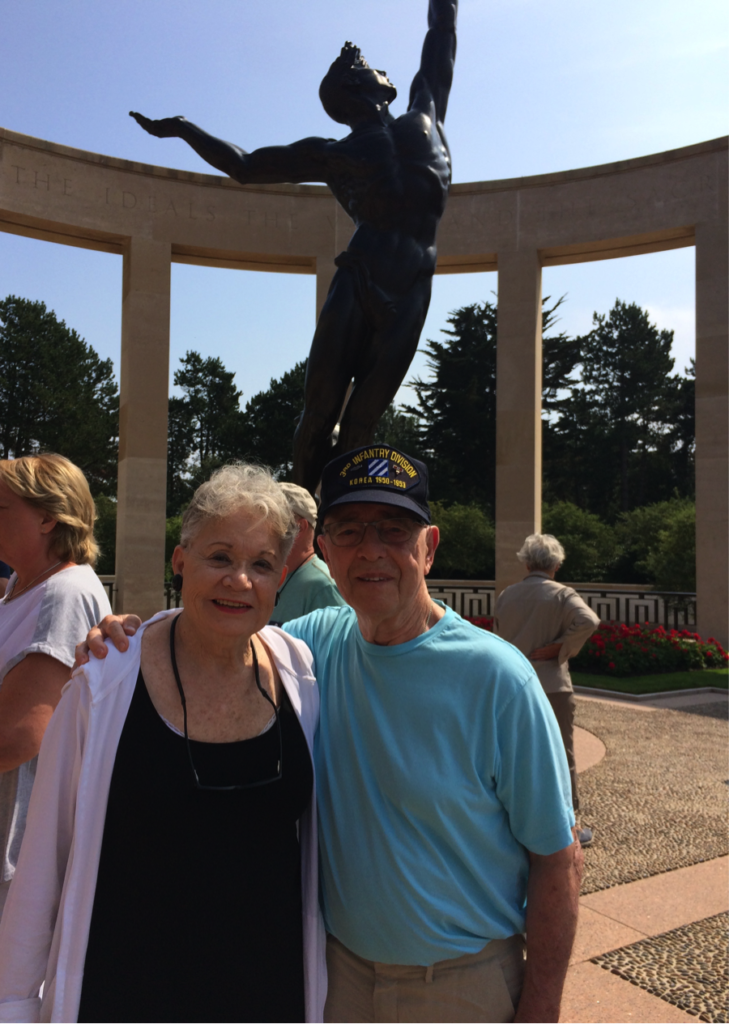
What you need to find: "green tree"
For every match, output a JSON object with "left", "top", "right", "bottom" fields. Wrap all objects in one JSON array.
[
  {"left": 408, "top": 297, "right": 577, "bottom": 511},
  {"left": 640, "top": 501, "right": 695, "bottom": 593},
  {"left": 429, "top": 502, "right": 495, "bottom": 580},
  {"left": 166, "top": 395, "right": 196, "bottom": 516},
  {"left": 408, "top": 301, "right": 497, "bottom": 509},
  {"left": 542, "top": 501, "right": 619, "bottom": 582},
  {"left": 659, "top": 360, "right": 695, "bottom": 499},
  {"left": 174, "top": 351, "right": 242, "bottom": 464},
  {"left": 0, "top": 295, "right": 119, "bottom": 495},
  {"left": 545, "top": 301, "right": 680, "bottom": 516},
  {"left": 374, "top": 403, "right": 423, "bottom": 456},
  {"left": 165, "top": 515, "right": 183, "bottom": 580},
  {"left": 237, "top": 361, "right": 307, "bottom": 479},
  {"left": 93, "top": 495, "right": 118, "bottom": 575},
  {"left": 166, "top": 350, "right": 244, "bottom": 514},
  {"left": 612, "top": 497, "right": 695, "bottom": 589}
]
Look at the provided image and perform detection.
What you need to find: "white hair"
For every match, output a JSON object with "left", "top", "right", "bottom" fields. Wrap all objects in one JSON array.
[
  {"left": 181, "top": 463, "right": 297, "bottom": 557},
  {"left": 517, "top": 533, "right": 565, "bottom": 572}
]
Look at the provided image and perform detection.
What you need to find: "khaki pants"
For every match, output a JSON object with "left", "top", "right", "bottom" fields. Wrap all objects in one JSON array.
[
  {"left": 547, "top": 691, "right": 578, "bottom": 811},
  {"left": 324, "top": 933, "right": 526, "bottom": 1023}
]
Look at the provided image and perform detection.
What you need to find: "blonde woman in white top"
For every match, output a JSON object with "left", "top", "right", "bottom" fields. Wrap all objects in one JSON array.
[{"left": 0, "top": 454, "right": 111, "bottom": 917}]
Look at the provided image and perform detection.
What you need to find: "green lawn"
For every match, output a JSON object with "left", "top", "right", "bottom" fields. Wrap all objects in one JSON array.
[{"left": 572, "top": 668, "right": 729, "bottom": 695}]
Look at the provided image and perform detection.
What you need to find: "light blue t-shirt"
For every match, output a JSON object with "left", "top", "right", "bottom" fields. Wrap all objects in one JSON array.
[{"left": 284, "top": 604, "right": 574, "bottom": 965}]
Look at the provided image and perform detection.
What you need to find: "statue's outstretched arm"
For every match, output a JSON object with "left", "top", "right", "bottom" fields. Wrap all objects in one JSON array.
[
  {"left": 129, "top": 112, "right": 332, "bottom": 185},
  {"left": 408, "top": 0, "right": 457, "bottom": 123}
]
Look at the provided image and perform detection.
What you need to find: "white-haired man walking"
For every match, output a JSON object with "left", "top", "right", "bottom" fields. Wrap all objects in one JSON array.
[{"left": 495, "top": 534, "right": 600, "bottom": 845}]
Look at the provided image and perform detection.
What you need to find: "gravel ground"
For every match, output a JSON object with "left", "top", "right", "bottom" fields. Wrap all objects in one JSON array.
[
  {"left": 574, "top": 698, "right": 729, "bottom": 894},
  {"left": 591, "top": 912, "right": 728, "bottom": 1023}
]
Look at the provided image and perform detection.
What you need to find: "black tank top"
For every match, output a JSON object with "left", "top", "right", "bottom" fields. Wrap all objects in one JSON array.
[{"left": 78, "top": 668, "right": 313, "bottom": 1024}]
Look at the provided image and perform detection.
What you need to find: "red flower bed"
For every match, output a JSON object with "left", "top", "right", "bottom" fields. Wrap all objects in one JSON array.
[
  {"left": 463, "top": 615, "right": 728, "bottom": 677},
  {"left": 571, "top": 622, "right": 728, "bottom": 677},
  {"left": 464, "top": 616, "right": 494, "bottom": 632}
]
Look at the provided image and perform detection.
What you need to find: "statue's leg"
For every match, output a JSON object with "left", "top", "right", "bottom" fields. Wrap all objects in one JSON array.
[
  {"left": 293, "top": 270, "right": 370, "bottom": 493},
  {"left": 333, "top": 277, "right": 432, "bottom": 455}
]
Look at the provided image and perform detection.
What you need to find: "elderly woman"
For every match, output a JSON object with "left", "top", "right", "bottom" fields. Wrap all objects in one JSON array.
[
  {"left": 494, "top": 533, "right": 600, "bottom": 846},
  {"left": 0, "top": 454, "right": 111, "bottom": 919},
  {"left": 0, "top": 464, "right": 325, "bottom": 1024}
]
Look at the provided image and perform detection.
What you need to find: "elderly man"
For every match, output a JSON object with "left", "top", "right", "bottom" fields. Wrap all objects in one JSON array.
[
  {"left": 80, "top": 447, "right": 582, "bottom": 1024},
  {"left": 270, "top": 483, "right": 345, "bottom": 624},
  {"left": 495, "top": 534, "right": 600, "bottom": 847}
]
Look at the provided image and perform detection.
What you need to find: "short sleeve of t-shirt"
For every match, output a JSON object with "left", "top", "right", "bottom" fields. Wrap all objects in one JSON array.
[
  {"left": 23, "top": 566, "right": 111, "bottom": 670},
  {"left": 282, "top": 605, "right": 347, "bottom": 669},
  {"left": 491, "top": 669, "right": 576, "bottom": 855}
]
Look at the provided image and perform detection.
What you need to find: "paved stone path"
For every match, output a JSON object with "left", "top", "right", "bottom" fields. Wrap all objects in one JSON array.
[
  {"left": 576, "top": 695, "right": 727, "bottom": 893},
  {"left": 561, "top": 693, "right": 729, "bottom": 1023}
]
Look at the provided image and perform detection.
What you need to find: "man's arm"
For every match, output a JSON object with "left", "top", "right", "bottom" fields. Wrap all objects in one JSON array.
[
  {"left": 130, "top": 113, "right": 332, "bottom": 185},
  {"left": 515, "top": 838, "right": 583, "bottom": 1023},
  {"left": 529, "top": 641, "right": 563, "bottom": 662},
  {"left": 554, "top": 593, "right": 601, "bottom": 665},
  {"left": 408, "top": 0, "right": 457, "bottom": 122}
]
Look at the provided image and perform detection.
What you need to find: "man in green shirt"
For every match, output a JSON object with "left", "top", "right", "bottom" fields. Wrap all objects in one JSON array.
[{"left": 270, "top": 483, "right": 346, "bottom": 624}]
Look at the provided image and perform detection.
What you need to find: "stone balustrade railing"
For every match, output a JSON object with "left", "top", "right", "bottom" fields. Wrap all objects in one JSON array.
[
  {"left": 97, "top": 576, "right": 698, "bottom": 630},
  {"left": 426, "top": 580, "right": 698, "bottom": 630}
]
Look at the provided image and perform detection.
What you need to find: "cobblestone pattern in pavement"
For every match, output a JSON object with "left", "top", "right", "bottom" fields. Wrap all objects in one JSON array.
[
  {"left": 574, "top": 700, "right": 729, "bottom": 894},
  {"left": 591, "top": 912, "right": 728, "bottom": 1023}
]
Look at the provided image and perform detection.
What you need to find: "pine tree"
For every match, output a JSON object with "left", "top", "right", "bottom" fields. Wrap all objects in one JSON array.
[
  {"left": 237, "top": 361, "right": 307, "bottom": 479},
  {"left": 546, "top": 300, "right": 680, "bottom": 516},
  {"left": 0, "top": 295, "right": 118, "bottom": 495},
  {"left": 407, "top": 296, "right": 577, "bottom": 510},
  {"left": 165, "top": 350, "right": 244, "bottom": 514}
]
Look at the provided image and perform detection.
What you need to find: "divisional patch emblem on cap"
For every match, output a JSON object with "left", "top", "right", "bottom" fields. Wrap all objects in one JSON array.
[
  {"left": 341, "top": 447, "right": 420, "bottom": 491},
  {"left": 368, "top": 457, "right": 389, "bottom": 477},
  {"left": 319, "top": 444, "right": 431, "bottom": 522}
]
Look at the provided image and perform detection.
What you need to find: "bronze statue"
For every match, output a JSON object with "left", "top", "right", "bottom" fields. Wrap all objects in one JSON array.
[{"left": 131, "top": 0, "right": 457, "bottom": 494}]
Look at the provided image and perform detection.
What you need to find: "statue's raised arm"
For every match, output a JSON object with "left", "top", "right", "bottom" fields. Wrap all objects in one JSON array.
[
  {"left": 129, "top": 111, "right": 332, "bottom": 186},
  {"left": 408, "top": 0, "right": 458, "bottom": 122}
]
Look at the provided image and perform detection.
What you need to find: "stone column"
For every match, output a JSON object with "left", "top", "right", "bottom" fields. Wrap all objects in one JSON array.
[
  {"left": 695, "top": 218, "right": 728, "bottom": 647},
  {"left": 495, "top": 249, "right": 543, "bottom": 601},
  {"left": 116, "top": 236, "right": 171, "bottom": 620}
]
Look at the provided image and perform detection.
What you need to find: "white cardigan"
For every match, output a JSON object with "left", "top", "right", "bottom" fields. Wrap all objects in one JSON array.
[{"left": 0, "top": 610, "right": 327, "bottom": 1023}]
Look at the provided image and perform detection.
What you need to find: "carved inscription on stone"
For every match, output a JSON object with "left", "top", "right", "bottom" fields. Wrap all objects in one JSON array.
[
  {"left": 8, "top": 158, "right": 302, "bottom": 231},
  {"left": 11, "top": 165, "right": 72, "bottom": 196},
  {"left": 103, "top": 187, "right": 215, "bottom": 221}
]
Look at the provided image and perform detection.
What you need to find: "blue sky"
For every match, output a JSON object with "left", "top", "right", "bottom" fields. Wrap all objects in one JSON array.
[{"left": 1, "top": 0, "right": 726, "bottom": 404}]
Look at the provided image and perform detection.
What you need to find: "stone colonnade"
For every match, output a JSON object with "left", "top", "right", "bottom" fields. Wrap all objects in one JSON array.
[{"left": 1, "top": 130, "right": 727, "bottom": 643}]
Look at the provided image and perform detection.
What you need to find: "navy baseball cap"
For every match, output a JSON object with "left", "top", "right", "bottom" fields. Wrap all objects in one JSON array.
[{"left": 319, "top": 445, "right": 431, "bottom": 523}]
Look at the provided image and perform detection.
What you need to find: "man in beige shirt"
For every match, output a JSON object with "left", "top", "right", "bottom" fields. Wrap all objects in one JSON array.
[{"left": 495, "top": 534, "right": 600, "bottom": 846}]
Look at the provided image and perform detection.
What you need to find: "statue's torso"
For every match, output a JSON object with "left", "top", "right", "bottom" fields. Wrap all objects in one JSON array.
[{"left": 326, "top": 110, "right": 451, "bottom": 289}]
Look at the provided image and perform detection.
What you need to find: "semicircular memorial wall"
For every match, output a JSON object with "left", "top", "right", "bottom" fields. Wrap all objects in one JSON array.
[{"left": 1, "top": 128, "right": 726, "bottom": 642}]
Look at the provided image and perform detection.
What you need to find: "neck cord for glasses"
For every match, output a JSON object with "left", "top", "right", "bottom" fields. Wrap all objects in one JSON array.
[
  {"left": 169, "top": 614, "right": 275, "bottom": 785},
  {"left": 5, "top": 560, "right": 63, "bottom": 602}
]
